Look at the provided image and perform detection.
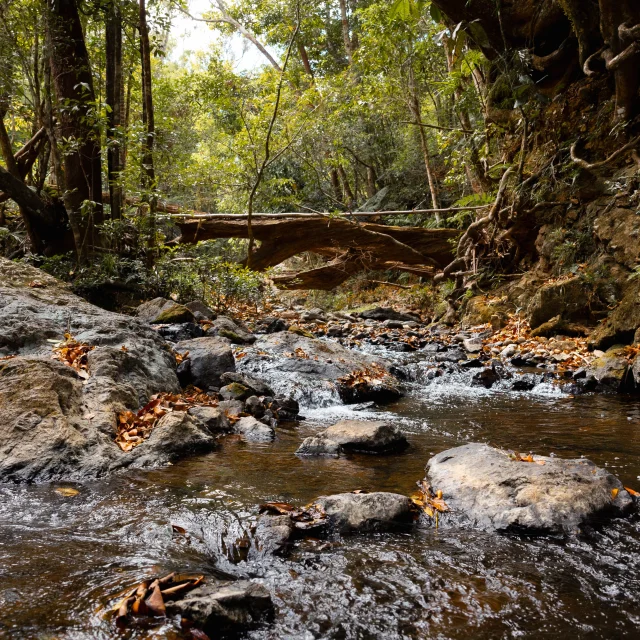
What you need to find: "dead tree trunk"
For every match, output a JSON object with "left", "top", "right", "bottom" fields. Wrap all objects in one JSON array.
[
  {"left": 47, "top": 0, "right": 103, "bottom": 259},
  {"left": 176, "top": 215, "right": 458, "bottom": 275}
]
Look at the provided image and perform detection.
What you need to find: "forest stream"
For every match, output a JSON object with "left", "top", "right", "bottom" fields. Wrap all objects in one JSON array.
[{"left": 1, "top": 342, "right": 639, "bottom": 640}]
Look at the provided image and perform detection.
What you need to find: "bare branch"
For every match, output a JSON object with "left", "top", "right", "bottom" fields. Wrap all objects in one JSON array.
[{"left": 173, "top": 1, "right": 282, "bottom": 72}]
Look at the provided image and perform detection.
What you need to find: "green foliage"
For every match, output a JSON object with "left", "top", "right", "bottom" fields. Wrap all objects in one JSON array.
[{"left": 154, "top": 243, "right": 266, "bottom": 310}]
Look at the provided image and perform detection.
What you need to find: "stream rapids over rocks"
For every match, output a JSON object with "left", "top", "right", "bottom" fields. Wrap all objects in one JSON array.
[{"left": 1, "top": 264, "right": 640, "bottom": 638}]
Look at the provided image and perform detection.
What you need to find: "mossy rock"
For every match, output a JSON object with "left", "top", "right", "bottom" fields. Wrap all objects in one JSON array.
[
  {"left": 152, "top": 304, "right": 195, "bottom": 324},
  {"left": 461, "top": 296, "right": 510, "bottom": 327},
  {"left": 218, "top": 329, "right": 252, "bottom": 344},
  {"left": 288, "top": 325, "right": 315, "bottom": 339},
  {"left": 220, "top": 382, "right": 251, "bottom": 401}
]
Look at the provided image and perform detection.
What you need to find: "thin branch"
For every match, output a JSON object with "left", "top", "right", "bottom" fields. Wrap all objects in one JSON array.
[
  {"left": 246, "top": 7, "right": 300, "bottom": 266},
  {"left": 400, "top": 120, "right": 474, "bottom": 134}
]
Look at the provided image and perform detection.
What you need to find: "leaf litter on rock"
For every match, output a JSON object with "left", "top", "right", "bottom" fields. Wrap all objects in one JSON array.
[
  {"left": 51, "top": 333, "right": 94, "bottom": 378},
  {"left": 115, "top": 387, "right": 218, "bottom": 452},
  {"left": 109, "top": 572, "right": 204, "bottom": 629}
]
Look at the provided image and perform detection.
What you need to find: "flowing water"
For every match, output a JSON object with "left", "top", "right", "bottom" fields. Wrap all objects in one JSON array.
[{"left": 1, "top": 347, "right": 640, "bottom": 639}]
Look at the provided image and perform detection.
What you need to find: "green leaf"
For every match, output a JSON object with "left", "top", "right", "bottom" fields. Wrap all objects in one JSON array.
[
  {"left": 390, "top": 0, "right": 419, "bottom": 20},
  {"left": 429, "top": 3, "right": 443, "bottom": 23}
]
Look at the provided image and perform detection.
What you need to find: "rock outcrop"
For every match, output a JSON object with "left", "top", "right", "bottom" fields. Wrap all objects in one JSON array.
[
  {"left": 0, "top": 259, "right": 217, "bottom": 482},
  {"left": 0, "top": 357, "right": 214, "bottom": 482}
]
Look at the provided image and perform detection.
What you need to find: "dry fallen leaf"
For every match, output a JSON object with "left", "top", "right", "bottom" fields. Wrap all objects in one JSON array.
[{"left": 54, "top": 487, "right": 79, "bottom": 497}]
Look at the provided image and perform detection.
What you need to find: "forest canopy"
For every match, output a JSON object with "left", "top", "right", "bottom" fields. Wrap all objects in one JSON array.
[{"left": 0, "top": 0, "right": 639, "bottom": 298}]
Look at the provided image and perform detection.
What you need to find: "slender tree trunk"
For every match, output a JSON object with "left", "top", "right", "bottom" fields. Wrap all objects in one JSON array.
[
  {"left": 330, "top": 167, "right": 342, "bottom": 204},
  {"left": 0, "top": 109, "right": 19, "bottom": 178},
  {"left": 298, "top": 42, "right": 313, "bottom": 78},
  {"left": 407, "top": 65, "right": 439, "bottom": 214},
  {"left": 139, "top": 0, "right": 157, "bottom": 253},
  {"left": 106, "top": 1, "right": 124, "bottom": 220},
  {"left": 47, "top": 0, "right": 103, "bottom": 259},
  {"left": 337, "top": 165, "right": 355, "bottom": 208},
  {"left": 366, "top": 166, "right": 377, "bottom": 198}
]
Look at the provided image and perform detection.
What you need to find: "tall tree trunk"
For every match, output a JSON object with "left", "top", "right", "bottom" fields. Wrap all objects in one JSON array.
[
  {"left": 139, "top": 0, "right": 157, "bottom": 252},
  {"left": 106, "top": 0, "right": 124, "bottom": 220},
  {"left": 47, "top": 0, "right": 103, "bottom": 259},
  {"left": 338, "top": 0, "right": 353, "bottom": 64}
]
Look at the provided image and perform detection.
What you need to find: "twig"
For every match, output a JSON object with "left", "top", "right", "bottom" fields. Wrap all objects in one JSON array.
[
  {"left": 400, "top": 120, "right": 474, "bottom": 134},
  {"left": 368, "top": 280, "right": 412, "bottom": 289},
  {"left": 170, "top": 205, "right": 490, "bottom": 220}
]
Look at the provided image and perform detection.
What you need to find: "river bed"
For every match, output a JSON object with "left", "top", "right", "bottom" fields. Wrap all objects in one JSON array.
[{"left": 1, "top": 350, "right": 640, "bottom": 639}]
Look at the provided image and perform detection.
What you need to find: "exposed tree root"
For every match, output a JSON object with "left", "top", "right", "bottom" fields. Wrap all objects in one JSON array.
[{"left": 570, "top": 136, "right": 640, "bottom": 171}]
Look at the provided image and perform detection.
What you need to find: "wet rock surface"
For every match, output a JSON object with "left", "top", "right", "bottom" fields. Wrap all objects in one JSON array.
[
  {"left": 297, "top": 420, "right": 408, "bottom": 456},
  {"left": 236, "top": 332, "right": 403, "bottom": 406},
  {"left": 234, "top": 416, "right": 275, "bottom": 442},
  {"left": 315, "top": 492, "right": 413, "bottom": 533},
  {"left": 166, "top": 580, "right": 273, "bottom": 636},
  {"left": 426, "top": 443, "right": 633, "bottom": 534}
]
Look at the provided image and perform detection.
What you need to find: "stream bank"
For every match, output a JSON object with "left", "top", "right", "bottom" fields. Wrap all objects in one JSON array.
[{"left": 1, "top": 259, "right": 640, "bottom": 638}]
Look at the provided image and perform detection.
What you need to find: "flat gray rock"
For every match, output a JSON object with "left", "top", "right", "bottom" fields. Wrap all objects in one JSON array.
[
  {"left": 426, "top": 443, "right": 634, "bottom": 534},
  {"left": 315, "top": 492, "right": 413, "bottom": 533},
  {"left": 296, "top": 420, "right": 408, "bottom": 456}
]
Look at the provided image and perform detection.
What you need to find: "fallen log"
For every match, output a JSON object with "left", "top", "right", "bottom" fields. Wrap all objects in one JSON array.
[
  {"left": 271, "top": 251, "right": 436, "bottom": 290},
  {"left": 176, "top": 216, "right": 459, "bottom": 273}
]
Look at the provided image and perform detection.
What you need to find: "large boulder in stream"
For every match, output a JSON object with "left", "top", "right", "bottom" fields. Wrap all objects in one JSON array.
[
  {"left": 0, "top": 259, "right": 219, "bottom": 482},
  {"left": 297, "top": 420, "right": 408, "bottom": 456},
  {"left": 425, "top": 443, "right": 634, "bottom": 534},
  {"left": 0, "top": 357, "right": 215, "bottom": 482},
  {"left": 235, "top": 332, "right": 402, "bottom": 406}
]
